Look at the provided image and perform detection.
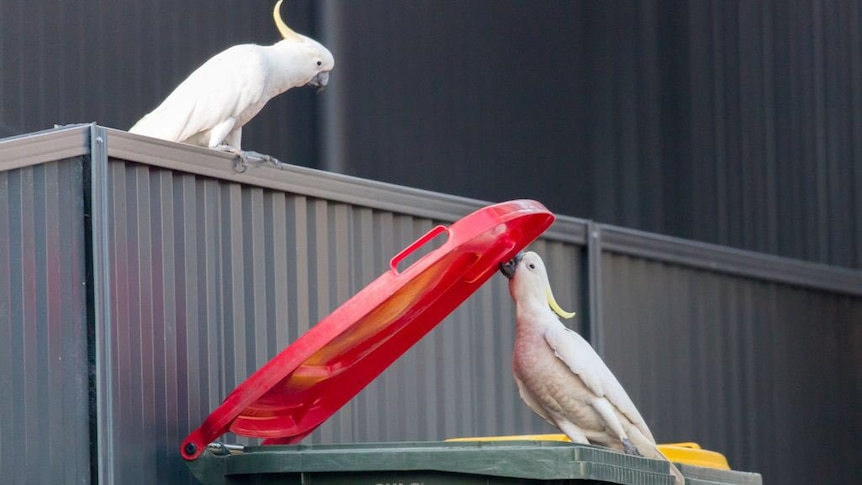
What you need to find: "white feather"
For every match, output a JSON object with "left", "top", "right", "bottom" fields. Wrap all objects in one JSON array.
[
  {"left": 130, "top": 25, "right": 333, "bottom": 151},
  {"left": 542, "top": 322, "right": 655, "bottom": 443},
  {"left": 506, "top": 251, "right": 683, "bottom": 485}
]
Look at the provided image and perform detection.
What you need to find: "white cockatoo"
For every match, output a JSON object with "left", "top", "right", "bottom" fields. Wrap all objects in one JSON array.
[
  {"left": 129, "top": 0, "right": 334, "bottom": 166},
  {"left": 499, "top": 251, "right": 684, "bottom": 485}
]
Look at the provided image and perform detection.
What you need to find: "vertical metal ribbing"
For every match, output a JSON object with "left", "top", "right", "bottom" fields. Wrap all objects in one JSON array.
[
  {"left": 87, "top": 124, "right": 113, "bottom": 484},
  {"left": 584, "top": 221, "right": 604, "bottom": 355}
]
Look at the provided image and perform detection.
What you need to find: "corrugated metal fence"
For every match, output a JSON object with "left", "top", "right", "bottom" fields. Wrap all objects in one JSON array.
[
  {"left": 0, "top": 155, "right": 91, "bottom": 484},
  {"left": 1, "top": 125, "right": 860, "bottom": 484}
]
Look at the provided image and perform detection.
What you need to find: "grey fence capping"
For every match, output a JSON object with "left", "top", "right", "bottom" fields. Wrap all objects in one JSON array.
[
  {"left": 105, "top": 127, "right": 589, "bottom": 244},
  {"left": 599, "top": 225, "right": 862, "bottom": 297},
  {"left": 1, "top": 123, "right": 859, "bottom": 297},
  {"left": 0, "top": 124, "right": 89, "bottom": 171}
]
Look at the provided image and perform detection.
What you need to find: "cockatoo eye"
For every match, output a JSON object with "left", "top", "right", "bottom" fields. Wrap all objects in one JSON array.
[
  {"left": 316, "top": 60, "right": 322, "bottom": 66},
  {"left": 528, "top": 263, "right": 536, "bottom": 270}
]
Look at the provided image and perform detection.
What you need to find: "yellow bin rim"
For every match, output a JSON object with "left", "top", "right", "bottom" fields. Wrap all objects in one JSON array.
[{"left": 445, "top": 434, "right": 730, "bottom": 470}]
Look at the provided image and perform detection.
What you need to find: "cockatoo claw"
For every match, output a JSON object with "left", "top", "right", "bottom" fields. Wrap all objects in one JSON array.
[
  {"left": 243, "top": 150, "right": 286, "bottom": 169},
  {"left": 622, "top": 438, "right": 641, "bottom": 456},
  {"left": 212, "top": 144, "right": 249, "bottom": 173},
  {"left": 232, "top": 155, "right": 248, "bottom": 173},
  {"left": 213, "top": 145, "right": 285, "bottom": 171}
]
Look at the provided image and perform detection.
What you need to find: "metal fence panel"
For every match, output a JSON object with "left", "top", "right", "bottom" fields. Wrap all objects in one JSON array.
[
  {"left": 600, "top": 252, "right": 862, "bottom": 484},
  {"left": 0, "top": 158, "right": 91, "bottom": 484},
  {"left": 2, "top": 126, "right": 860, "bottom": 485},
  {"left": 101, "top": 155, "right": 588, "bottom": 483}
]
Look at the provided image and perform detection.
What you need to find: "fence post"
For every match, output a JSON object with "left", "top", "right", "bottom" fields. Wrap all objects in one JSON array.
[
  {"left": 86, "top": 124, "right": 114, "bottom": 484},
  {"left": 583, "top": 221, "right": 604, "bottom": 356}
]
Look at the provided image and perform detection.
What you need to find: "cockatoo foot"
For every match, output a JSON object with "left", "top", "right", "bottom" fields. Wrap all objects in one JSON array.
[
  {"left": 212, "top": 145, "right": 285, "bottom": 172},
  {"left": 212, "top": 144, "right": 249, "bottom": 172},
  {"left": 243, "top": 150, "right": 286, "bottom": 168},
  {"left": 622, "top": 438, "right": 641, "bottom": 456}
]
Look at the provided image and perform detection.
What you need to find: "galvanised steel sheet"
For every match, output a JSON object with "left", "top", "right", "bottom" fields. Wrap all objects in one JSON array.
[
  {"left": 98, "top": 154, "right": 587, "bottom": 483},
  {"left": 600, "top": 252, "right": 861, "bottom": 485},
  {"left": 1, "top": 125, "right": 860, "bottom": 485},
  {"left": 0, "top": 157, "right": 91, "bottom": 484}
]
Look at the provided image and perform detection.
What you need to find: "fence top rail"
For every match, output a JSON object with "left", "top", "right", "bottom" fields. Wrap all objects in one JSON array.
[
  {"left": 103, "top": 126, "right": 589, "bottom": 244},
  {"left": 0, "top": 124, "right": 90, "bottom": 172},
  {"left": 2, "top": 124, "right": 859, "bottom": 295},
  {"left": 599, "top": 225, "right": 862, "bottom": 297}
]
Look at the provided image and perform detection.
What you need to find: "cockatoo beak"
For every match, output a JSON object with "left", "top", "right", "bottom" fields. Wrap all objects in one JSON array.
[
  {"left": 499, "top": 252, "right": 524, "bottom": 280},
  {"left": 308, "top": 71, "right": 329, "bottom": 92},
  {"left": 546, "top": 286, "right": 576, "bottom": 319}
]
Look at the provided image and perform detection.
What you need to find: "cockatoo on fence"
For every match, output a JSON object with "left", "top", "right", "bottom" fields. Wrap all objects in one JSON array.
[
  {"left": 129, "top": 0, "right": 333, "bottom": 168},
  {"left": 499, "top": 251, "right": 685, "bottom": 485}
]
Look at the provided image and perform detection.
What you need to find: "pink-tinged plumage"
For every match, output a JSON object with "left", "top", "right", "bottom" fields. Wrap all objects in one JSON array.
[{"left": 501, "top": 251, "right": 684, "bottom": 485}]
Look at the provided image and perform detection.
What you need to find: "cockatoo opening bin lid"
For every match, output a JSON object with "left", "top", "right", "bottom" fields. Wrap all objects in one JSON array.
[{"left": 181, "top": 199, "right": 555, "bottom": 460}]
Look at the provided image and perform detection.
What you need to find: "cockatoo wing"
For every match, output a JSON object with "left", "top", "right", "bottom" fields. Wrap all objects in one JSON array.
[
  {"left": 130, "top": 45, "right": 267, "bottom": 146},
  {"left": 542, "top": 324, "right": 656, "bottom": 443},
  {"left": 513, "top": 375, "right": 556, "bottom": 426}
]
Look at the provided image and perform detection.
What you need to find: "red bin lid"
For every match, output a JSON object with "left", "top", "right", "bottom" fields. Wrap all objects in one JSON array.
[{"left": 181, "top": 199, "right": 555, "bottom": 460}]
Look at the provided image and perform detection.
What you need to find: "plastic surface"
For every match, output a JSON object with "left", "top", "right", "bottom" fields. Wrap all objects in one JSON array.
[
  {"left": 186, "top": 441, "right": 763, "bottom": 485},
  {"left": 658, "top": 442, "right": 730, "bottom": 470},
  {"left": 447, "top": 435, "right": 731, "bottom": 470},
  {"left": 181, "top": 199, "right": 555, "bottom": 460}
]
